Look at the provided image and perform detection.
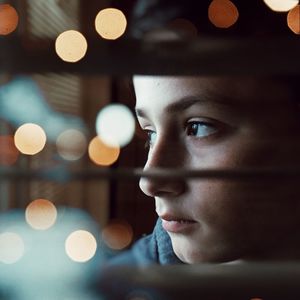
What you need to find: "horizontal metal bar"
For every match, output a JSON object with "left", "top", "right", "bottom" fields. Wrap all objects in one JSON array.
[
  {"left": 96, "top": 262, "right": 300, "bottom": 300},
  {"left": 1, "top": 37, "right": 300, "bottom": 75},
  {"left": 1, "top": 167, "right": 300, "bottom": 182}
]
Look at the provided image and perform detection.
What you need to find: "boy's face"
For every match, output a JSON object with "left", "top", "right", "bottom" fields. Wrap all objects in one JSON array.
[{"left": 134, "top": 76, "right": 300, "bottom": 264}]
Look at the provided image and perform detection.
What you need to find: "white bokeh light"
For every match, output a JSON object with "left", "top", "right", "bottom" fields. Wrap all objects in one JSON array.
[
  {"left": 25, "top": 199, "right": 57, "bottom": 230},
  {"left": 95, "top": 8, "right": 127, "bottom": 40},
  {"left": 0, "top": 232, "right": 25, "bottom": 264},
  {"left": 55, "top": 30, "right": 88, "bottom": 63},
  {"left": 14, "top": 123, "right": 47, "bottom": 155},
  {"left": 56, "top": 129, "right": 87, "bottom": 161},
  {"left": 65, "top": 230, "right": 97, "bottom": 263},
  {"left": 263, "top": 0, "right": 298, "bottom": 12},
  {"left": 96, "top": 104, "right": 135, "bottom": 147}
]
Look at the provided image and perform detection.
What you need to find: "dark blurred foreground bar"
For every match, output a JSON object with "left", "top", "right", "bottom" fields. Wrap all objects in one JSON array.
[
  {"left": 1, "top": 166, "right": 300, "bottom": 182},
  {"left": 1, "top": 37, "right": 300, "bottom": 75},
  {"left": 96, "top": 263, "right": 300, "bottom": 300}
]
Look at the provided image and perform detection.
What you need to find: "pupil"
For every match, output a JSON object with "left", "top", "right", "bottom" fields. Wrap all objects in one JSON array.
[{"left": 188, "top": 123, "right": 198, "bottom": 136}]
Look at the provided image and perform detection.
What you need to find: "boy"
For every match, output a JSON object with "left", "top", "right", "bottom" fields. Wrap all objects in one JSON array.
[
  {"left": 105, "top": 0, "right": 300, "bottom": 265},
  {"left": 110, "top": 75, "right": 300, "bottom": 265}
]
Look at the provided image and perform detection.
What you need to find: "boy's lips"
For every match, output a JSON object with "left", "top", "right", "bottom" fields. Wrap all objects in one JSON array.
[{"left": 159, "top": 214, "right": 197, "bottom": 233}]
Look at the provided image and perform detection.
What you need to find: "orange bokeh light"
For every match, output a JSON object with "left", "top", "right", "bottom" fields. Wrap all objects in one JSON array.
[
  {"left": 0, "top": 4, "right": 19, "bottom": 35},
  {"left": 287, "top": 5, "right": 300, "bottom": 34},
  {"left": 208, "top": 0, "right": 239, "bottom": 28},
  {"left": 0, "top": 135, "right": 19, "bottom": 166},
  {"left": 102, "top": 220, "right": 133, "bottom": 250},
  {"left": 88, "top": 136, "right": 120, "bottom": 166}
]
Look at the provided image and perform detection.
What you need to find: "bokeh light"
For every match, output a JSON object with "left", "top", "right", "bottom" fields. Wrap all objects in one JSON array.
[
  {"left": 14, "top": 123, "right": 47, "bottom": 155},
  {"left": 0, "top": 135, "right": 19, "bottom": 166},
  {"left": 65, "top": 230, "right": 97, "bottom": 263},
  {"left": 169, "top": 18, "right": 198, "bottom": 37},
  {"left": 208, "top": 0, "right": 239, "bottom": 28},
  {"left": 287, "top": 5, "right": 300, "bottom": 34},
  {"left": 95, "top": 8, "right": 127, "bottom": 40},
  {"left": 88, "top": 136, "right": 120, "bottom": 166},
  {"left": 263, "top": 0, "right": 298, "bottom": 12},
  {"left": 55, "top": 30, "right": 88, "bottom": 63},
  {"left": 96, "top": 104, "right": 135, "bottom": 147},
  {"left": 102, "top": 220, "right": 133, "bottom": 250},
  {"left": 0, "top": 4, "right": 19, "bottom": 35},
  {"left": 25, "top": 199, "right": 57, "bottom": 230},
  {"left": 56, "top": 129, "right": 87, "bottom": 161},
  {"left": 0, "top": 232, "right": 24, "bottom": 264}
]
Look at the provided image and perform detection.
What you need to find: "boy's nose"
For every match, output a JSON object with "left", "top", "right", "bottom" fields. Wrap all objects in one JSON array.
[{"left": 139, "top": 139, "right": 187, "bottom": 198}]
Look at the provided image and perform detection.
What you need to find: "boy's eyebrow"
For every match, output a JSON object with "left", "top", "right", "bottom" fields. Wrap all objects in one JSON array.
[{"left": 135, "top": 95, "right": 236, "bottom": 117}]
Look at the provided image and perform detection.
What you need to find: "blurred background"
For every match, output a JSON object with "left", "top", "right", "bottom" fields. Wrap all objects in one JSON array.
[{"left": 0, "top": 0, "right": 299, "bottom": 298}]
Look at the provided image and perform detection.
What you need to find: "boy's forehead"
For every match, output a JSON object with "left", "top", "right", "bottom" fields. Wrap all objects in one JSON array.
[{"left": 133, "top": 75, "right": 290, "bottom": 107}]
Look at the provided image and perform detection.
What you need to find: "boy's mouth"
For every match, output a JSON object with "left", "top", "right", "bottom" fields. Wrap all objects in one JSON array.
[{"left": 160, "top": 214, "right": 197, "bottom": 233}]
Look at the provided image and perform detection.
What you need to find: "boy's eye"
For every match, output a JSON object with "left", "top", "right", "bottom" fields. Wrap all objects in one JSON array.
[
  {"left": 145, "top": 130, "right": 157, "bottom": 148},
  {"left": 186, "top": 121, "right": 218, "bottom": 138}
]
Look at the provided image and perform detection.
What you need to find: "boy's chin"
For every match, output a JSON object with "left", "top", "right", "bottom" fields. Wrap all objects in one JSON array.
[
  {"left": 171, "top": 239, "right": 212, "bottom": 264},
  {"left": 171, "top": 237, "right": 242, "bottom": 264}
]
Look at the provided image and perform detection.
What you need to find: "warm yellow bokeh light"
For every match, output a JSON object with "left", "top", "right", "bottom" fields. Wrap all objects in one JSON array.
[
  {"left": 263, "top": 0, "right": 298, "bottom": 12},
  {"left": 95, "top": 8, "right": 127, "bottom": 40},
  {"left": 208, "top": 0, "right": 239, "bottom": 28},
  {"left": 287, "top": 5, "right": 300, "bottom": 34},
  {"left": 88, "top": 136, "right": 120, "bottom": 166},
  {"left": 55, "top": 30, "right": 88, "bottom": 63},
  {"left": 14, "top": 123, "right": 47, "bottom": 155},
  {"left": 65, "top": 230, "right": 97, "bottom": 263},
  {"left": 0, "top": 135, "right": 19, "bottom": 166},
  {"left": 102, "top": 220, "right": 133, "bottom": 250},
  {"left": 0, "top": 232, "right": 24, "bottom": 264},
  {"left": 0, "top": 4, "right": 19, "bottom": 35},
  {"left": 25, "top": 199, "right": 57, "bottom": 230},
  {"left": 56, "top": 129, "right": 87, "bottom": 161}
]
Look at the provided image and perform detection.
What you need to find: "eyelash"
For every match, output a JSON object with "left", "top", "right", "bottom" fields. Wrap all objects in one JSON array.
[
  {"left": 144, "top": 121, "right": 218, "bottom": 149},
  {"left": 185, "top": 121, "right": 218, "bottom": 138},
  {"left": 144, "top": 130, "right": 156, "bottom": 149}
]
